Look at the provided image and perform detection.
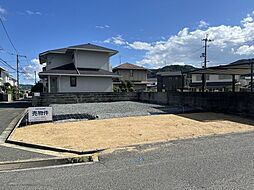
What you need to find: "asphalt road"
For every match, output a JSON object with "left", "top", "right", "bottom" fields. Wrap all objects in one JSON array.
[
  {"left": 0, "top": 131, "right": 254, "bottom": 189},
  {"left": 0, "top": 101, "right": 30, "bottom": 134},
  {"left": 0, "top": 101, "right": 52, "bottom": 162},
  {"left": 0, "top": 145, "right": 52, "bottom": 162}
]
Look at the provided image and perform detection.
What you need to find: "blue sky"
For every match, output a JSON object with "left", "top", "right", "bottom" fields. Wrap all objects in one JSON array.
[{"left": 0, "top": 0, "right": 254, "bottom": 84}]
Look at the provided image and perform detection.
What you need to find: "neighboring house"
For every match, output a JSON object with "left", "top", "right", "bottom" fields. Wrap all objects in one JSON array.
[
  {"left": 38, "top": 43, "right": 118, "bottom": 93},
  {"left": 9, "top": 77, "right": 17, "bottom": 87},
  {"left": 146, "top": 77, "right": 157, "bottom": 92},
  {"left": 0, "top": 67, "right": 10, "bottom": 86},
  {"left": 112, "top": 63, "right": 148, "bottom": 91},
  {"left": 157, "top": 71, "right": 185, "bottom": 92},
  {"left": 189, "top": 74, "right": 241, "bottom": 92}
]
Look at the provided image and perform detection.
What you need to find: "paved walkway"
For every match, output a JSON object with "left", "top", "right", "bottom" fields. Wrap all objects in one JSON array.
[{"left": 0, "top": 101, "right": 53, "bottom": 162}]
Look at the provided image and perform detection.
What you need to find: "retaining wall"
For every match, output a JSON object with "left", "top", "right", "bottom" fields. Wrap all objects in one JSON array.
[
  {"left": 32, "top": 92, "right": 254, "bottom": 116},
  {"left": 139, "top": 92, "right": 254, "bottom": 116},
  {"left": 32, "top": 92, "right": 139, "bottom": 106}
]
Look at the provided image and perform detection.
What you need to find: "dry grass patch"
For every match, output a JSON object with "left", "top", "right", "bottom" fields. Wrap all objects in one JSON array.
[{"left": 10, "top": 112, "right": 254, "bottom": 151}]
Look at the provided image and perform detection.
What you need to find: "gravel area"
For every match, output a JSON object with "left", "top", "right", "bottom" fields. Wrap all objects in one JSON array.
[{"left": 51, "top": 101, "right": 199, "bottom": 120}]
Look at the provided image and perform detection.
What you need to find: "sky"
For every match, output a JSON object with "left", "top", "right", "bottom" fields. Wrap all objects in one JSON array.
[{"left": 0, "top": 0, "right": 254, "bottom": 84}]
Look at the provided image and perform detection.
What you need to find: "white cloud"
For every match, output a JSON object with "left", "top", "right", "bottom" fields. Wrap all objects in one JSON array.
[
  {"left": 23, "top": 58, "right": 44, "bottom": 82},
  {"left": 96, "top": 25, "right": 110, "bottom": 29},
  {"left": 0, "top": 6, "right": 6, "bottom": 15},
  {"left": 105, "top": 13, "right": 254, "bottom": 69},
  {"left": 128, "top": 41, "right": 153, "bottom": 50},
  {"left": 199, "top": 20, "right": 209, "bottom": 28},
  {"left": 104, "top": 35, "right": 126, "bottom": 45},
  {"left": 235, "top": 45, "right": 254, "bottom": 55},
  {"left": 0, "top": 6, "right": 7, "bottom": 20},
  {"left": 241, "top": 14, "right": 253, "bottom": 26},
  {"left": 25, "top": 10, "right": 42, "bottom": 16}
]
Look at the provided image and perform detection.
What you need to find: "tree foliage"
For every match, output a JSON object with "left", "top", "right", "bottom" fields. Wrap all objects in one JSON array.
[
  {"left": 31, "top": 82, "right": 43, "bottom": 92},
  {"left": 113, "top": 80, "right": 134, "bottom": 92}
]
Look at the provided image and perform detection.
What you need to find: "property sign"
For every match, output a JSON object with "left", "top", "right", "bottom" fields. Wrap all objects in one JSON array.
[
  {"left": 33, "top": 92, "right": 40, "bottom": 97},
  {"left": 28, "top": 107, "right": 53, "bottom": 122}
]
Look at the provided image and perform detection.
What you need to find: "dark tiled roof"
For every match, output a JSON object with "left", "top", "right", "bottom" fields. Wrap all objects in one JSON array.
[
  {"left": 68, "top": 43, "right": 118, "bottom": 53},
  {"left": 0, "top": 66, "right": 6, "bottom": 71},
  {"left": 113, "top": 63, "right": 147, "bottom": 71},
  {"left": 39, "top": 63, "right": 117, "bottom": 77},
  {"left": 40, "top": 43, "right": 118, "bottom": 56}
]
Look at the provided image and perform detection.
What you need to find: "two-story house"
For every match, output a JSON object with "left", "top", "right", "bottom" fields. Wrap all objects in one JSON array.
[
  {"left": 190, "top": 74, "right": 241, "bottom": 92},
  {"left": 112, "top": 63, "right": 148, "bottom": 91},
  {"left": 39, "top": 43, "right": 118, "bottom": 93},
  {"left": 9, "top": 77, "right": 17, "bottom": 87},
  {"left": 0, "top": 67, "right": 8, "bottom": 86}
]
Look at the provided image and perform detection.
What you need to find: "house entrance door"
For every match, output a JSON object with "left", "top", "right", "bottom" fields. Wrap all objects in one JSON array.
[{"left": 50, "top": 77, "right": 58, "bottom": 93}]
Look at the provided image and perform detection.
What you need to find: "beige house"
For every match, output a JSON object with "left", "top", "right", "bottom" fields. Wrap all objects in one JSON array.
[
  {"left": 39, "top": 43, "right": 118, "bottom": 93},
  {"left": 113, "top": 63, "right": 148, "bottom": 91}
]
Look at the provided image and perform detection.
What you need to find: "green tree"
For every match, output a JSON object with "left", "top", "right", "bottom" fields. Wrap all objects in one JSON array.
[
  {"left": 114, "top": 80, "right": 134, "bottom": 92},
  {"left": 31, "top": 82, "right": 43, "bottom": 92}
]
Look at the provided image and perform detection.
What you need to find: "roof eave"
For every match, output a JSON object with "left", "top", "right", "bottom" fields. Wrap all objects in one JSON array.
[{"left": 39, "top": 72, "right": 119, "bottom": 78}]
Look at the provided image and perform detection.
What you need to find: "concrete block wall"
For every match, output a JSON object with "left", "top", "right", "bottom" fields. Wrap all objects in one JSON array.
[
  {"left": 32, "top": 91, "right": 254, "bottom": 117},
  {"left": 32, "top": 92, "right": 139, "bottom": 106},
  {"left": 139, "top": 92, "right": 254, "bottom": 116}
]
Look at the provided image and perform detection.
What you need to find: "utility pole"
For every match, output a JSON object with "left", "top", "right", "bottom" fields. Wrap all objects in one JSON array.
[
  {"left": 200, "top": 34, "right": 212, "bottom": 92},
  {"left": 16, "top": 54, "right": 19, "bottom": 98},
  {"left": 16, "top": 54, "right": 27, "bottom": 99}
]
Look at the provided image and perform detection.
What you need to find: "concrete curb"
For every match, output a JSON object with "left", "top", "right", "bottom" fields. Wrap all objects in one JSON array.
[
  {"left": 0, "top": 108, "right": 99, "bottom": 171},
  {"left": 0, "top": 154, "right": 94, "bottom": 172},
  {"left": 0, "top": 109, "right": 28, "bottom": 143},
  {"left": 6, "top": 139, "right": 104, "bottom": 155},
  {"left": 6, "top": 109, "right": 104, "bottom": 155}
]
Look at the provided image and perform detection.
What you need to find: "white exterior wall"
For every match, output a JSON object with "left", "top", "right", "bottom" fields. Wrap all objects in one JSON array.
[
  {"left": 46, "top": 54, "right": 73, "bottom": 70},
  {"left": 192, "top": 74, "right": 240, "bottom": 83},
  {"left": 58, "top": 76, "right": 112, "bottom": 92},
  {"left": 0, "top": 71, "right": 9, "bottom": 85},
  {"left": 9, "top": 79, "right": 17, "bottom": 86},
  {"left": 74, "top": 51, "right": 110, "bottom": 70}
]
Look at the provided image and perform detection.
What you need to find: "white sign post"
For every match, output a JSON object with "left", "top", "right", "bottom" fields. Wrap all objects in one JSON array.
[{"left": 28, "top": 107, "right": 53, "bottom": 123}]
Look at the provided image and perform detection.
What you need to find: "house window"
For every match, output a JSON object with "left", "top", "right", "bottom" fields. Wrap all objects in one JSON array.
[
  {"left": 218, "top": 75, "right": 231, "bottom": 80},
  {"left": 130, "top": 70, "right": 133, "bottom": 77},
  {"left": 196, "top": 74, "right": 209, "bottom": 81},
  {"left": 70, "top": 76, "right": 77, "bottom": 87}
]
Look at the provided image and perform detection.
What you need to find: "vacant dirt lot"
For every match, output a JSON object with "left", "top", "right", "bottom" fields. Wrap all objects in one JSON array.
[{"left": 11, "top": 112, "right": 254, "bottom": 151}]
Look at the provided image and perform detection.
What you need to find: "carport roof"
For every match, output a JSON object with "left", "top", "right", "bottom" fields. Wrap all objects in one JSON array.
[{"left": 187, "top": 59, "right": 254, "bottom": 75}]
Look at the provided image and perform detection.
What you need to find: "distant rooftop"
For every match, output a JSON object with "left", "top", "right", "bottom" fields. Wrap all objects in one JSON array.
[
  {"left": 0, "top": 66, "right": 6, "bottom": 71},
  {"left": 113, "top": 63, "right": 147, "bottom": 71},
  {"left": 157, "top": 71, "right": 182, "bottom": 76}
]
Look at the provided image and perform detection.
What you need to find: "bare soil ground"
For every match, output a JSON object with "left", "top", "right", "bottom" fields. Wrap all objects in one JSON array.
[{"left": 10, "top": 112, "right": 254, "bottom": 151}]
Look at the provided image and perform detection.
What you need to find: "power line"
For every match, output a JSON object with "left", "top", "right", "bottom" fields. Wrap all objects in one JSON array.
[
  {"left": 0, "top": 17, "right": 18, "bottom": 54},
  {"left": 0, "top": 58, "right": 16, "bottom": 71}
]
